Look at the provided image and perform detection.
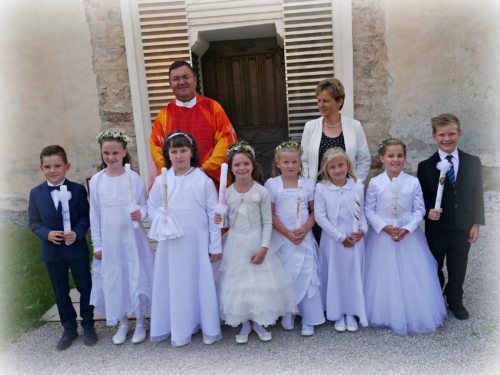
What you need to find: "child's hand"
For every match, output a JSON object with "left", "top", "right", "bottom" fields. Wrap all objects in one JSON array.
[
  {"left": 94, "top": 251, "right": 102, "bottom": 260},
  {"left": 428, "top": 208, "right": 442, "bottom": 221},
  {"left": 209, "top": 253, "right": 222, "bottom": 263},
  {"left": 251, "top": 247, "right": 268, "bottom": 264},
  {"left": 469, "top": 224, "right": 480, "bottom": 243},
  {"left": 342, "top": 236, "right": 355, "bottom": 248},
  {"left": 395, "top": 228, "right": 409, "bottom": 242},
  {"left": 214, "top": 213, "right": 222, "bottom": 225},
  {"left": 47, "top": 230, "right": 64, "bottom": 245},
  {"left": 351, "top": 230, "right": 364, "bottom": 242},
  {"left": 130, "top": 209, "right": 141, "bottom": 222},
  {"left": 293, "top": 227, "right": 307, "bottom": 239},
  {"left": 64, "top": 231, "right": 77, "bottom": 245},
  {"left": 382, "top": 225, "right": 399, "bottom": 238},
  {"left": 287, "top": 229, "right": 304, "bottom": 245}
]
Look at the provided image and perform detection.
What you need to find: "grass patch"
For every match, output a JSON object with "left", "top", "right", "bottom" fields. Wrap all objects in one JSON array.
[{"left": 0, "top": 225, "right": 55, "bottom": 344}]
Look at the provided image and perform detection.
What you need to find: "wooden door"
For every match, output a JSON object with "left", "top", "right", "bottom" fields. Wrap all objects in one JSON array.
[{"left": 202, "top": 37, "right": 288, "bottom": 180}]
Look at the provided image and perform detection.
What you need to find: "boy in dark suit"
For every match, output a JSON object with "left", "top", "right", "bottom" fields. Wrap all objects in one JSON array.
[
  {"left": 417, "top": 113, "right": 485, "bottom": 320},
  {"left": 28, "top": 145, "right": 97, "bottom": 350}
]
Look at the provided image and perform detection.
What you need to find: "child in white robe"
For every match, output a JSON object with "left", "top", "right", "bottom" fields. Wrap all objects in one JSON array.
[
  {"left": 364, "top": 138, "right": 446, "bottom": 335},
  {"left": 147, "top": 131, "right": 222, "bottom": 346},
  {"left": 264, "top": 141, "right": 324, "bottom": 336},
  {"left": 215, "top": 141, "right": 296, "bottom": 344},
  {"left": 314, "top": 147, "right": 368, "bottom": 332},
  {"left": 89, "top": 131, "right": 154, "bottom": 345}
]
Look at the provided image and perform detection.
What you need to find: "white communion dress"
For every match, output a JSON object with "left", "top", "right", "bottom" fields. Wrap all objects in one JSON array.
[{"left": 219, "top": 182, "right": 296, "bottom": 327}]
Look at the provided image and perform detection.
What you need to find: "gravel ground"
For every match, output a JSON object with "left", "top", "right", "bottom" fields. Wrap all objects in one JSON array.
[{"left": 1, "top": 192, "right": 499, "bottom": 374}]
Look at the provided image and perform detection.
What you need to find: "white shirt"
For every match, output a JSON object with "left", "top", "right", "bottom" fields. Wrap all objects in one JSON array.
[
  {"left": 438, "top": 148, "right": 459, "bottom": 178},
  {"left": 175, "top": 96, "right": 197, "bottom": 108},
  {"left": 47, "top": 179, "right": 66, "bottom": 209}
]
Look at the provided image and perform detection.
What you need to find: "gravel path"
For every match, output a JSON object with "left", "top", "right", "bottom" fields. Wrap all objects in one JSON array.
[{"left": 1, "top": 192, "right": 499, "bottom": 374}]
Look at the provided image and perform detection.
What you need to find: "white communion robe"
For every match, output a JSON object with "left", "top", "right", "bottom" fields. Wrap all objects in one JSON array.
[
  {"left": 147, "top": 168, "right": 222, "bottom": 346},
  {"left": 89, "top": 169, "right": 154, "bottom": 325},
  {"left": 265, "top": 176, "right": 325, "bottom": 326}
]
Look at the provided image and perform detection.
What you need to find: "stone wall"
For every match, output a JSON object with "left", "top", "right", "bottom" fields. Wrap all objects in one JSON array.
[
  {"left": 83, "top": 0, "right": 138, "bottom": 169},
  {"left": 352, "top": 0, "right": 500, "bottom": 189}
]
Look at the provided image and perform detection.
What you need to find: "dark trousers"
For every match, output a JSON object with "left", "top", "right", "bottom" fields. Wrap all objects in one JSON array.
[
  {"left": 425, "top": 227, "right": 470, "bottom": 304},
  {"left": 45, "top": 258, "right": 94, "bottom": 331}
]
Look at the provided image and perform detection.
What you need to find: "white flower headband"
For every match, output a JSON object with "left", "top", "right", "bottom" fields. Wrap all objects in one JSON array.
[{"left": 96, "top": 130, "right": 132, "bottom": 145}]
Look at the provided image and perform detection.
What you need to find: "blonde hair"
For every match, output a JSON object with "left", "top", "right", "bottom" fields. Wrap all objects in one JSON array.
[
  {"left": 315, "top": 78, "right": 345, "bottom": 110},
  {"left": 431, "top": 113, "right": 461, "bottom": 134},
  {"left": 271, "top": 141, "right": 303, "bottom": 177},
  {"left": 318, "top": 147, "right": 357, "bottom": 183}
]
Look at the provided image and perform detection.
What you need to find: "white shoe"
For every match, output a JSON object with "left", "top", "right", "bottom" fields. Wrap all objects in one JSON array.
[
  {"left": 281, "top": 314, "right": 294, "bottom": 331},
  {"left": 131, "top": 325, "right": 146, "bottom": 344},
  {"left": 334, "top": 317, "right": 347, "bottom": 332},
  {"left": 112, "top": 325, "right": 128, "bottom": 345},
  {"left": 301, "top": 324, "right": 314, "bottom": 336},
  {"left": 346, "top": 315, "right": 359, "bottom": 332},
  {"left": 203, "top": 336, "right": 216, "bottom": 345},
  {"left": 256, "top": 331, "right": 272, "bottom": 342},
  {"left": 235, "top": 334, "right": 249, "bottom": 344}
]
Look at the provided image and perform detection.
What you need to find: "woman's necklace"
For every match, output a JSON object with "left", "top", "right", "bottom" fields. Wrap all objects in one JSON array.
[{"left": 323, "top": 118, "right": 342, "bottom": 128}]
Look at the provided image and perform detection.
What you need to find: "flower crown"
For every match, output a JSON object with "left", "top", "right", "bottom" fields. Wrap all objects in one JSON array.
[
  {"left": 96, "top": 130, "right": 132, "bottom": 145},
  {"left": 227, "top": 141, "right": 255, "bottom": 159},
  {"left": 377, "top": 138, "right": 405, "bottom": 155},
  {"left": 275, "top": 140, "right": 303, "bottom": 154}
]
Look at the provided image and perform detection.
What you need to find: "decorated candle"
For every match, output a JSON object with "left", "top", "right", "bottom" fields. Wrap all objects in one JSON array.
[
  {"left": 161, "top": 167, "right": 168, "bottom": 209},
  {"left": 352, "top": 181, "right": 363, "bottom": 233},
  {"left": 390, "top": 177, "right": 399, "bottom": 228},
  {"left": 435, "top": 160, "right": 451, "bottom": 209},
  {"left": 218, "top": 163, "right": 228, "bottom": 206},
  {"left": 125, "top": 163, "right": 139, "bottom": 229},
  {"left": 59, "top": 185, "right": 72, "bottom": 245}
]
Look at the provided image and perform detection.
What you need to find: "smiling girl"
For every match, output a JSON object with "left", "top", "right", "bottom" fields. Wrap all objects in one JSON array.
[
  {"left": 364, "top": 138, "right": 446, "bottom": 335},
  {"left": 89, "top": 131, "right": 154, "bottom": 345}
]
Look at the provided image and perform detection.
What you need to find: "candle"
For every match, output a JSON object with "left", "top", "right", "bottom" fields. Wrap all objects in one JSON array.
[
  {"left": 352, "top": 181, "right": 363, "bottom": 233},
  {"left": 215, "top": 163, "right": 228, "bottom": 228},
  {"left": 435, "top": 160, "right": 451, "bottom": 209},
  {"left": 295, "top": 179, "right": 303, "bottom": 230},
  {"left": 390, "top": 177, "right": 399, "bottom": 229},
  {"left": 218, "top": 163, "right": 228, "bottom": 206},
  {"left": 125, "top": 163, "right": 139, "bottom": 229},
  {"left": 161, "top": 167, "right": 168, "bottom": 209},
  {"left": 59, "top": 185, "right": 72, "bottom": 245}
]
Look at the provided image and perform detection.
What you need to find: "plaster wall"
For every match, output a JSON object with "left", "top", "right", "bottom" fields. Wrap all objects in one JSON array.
[
  {"left": 0, "top": 0, "right": 101, "bottom": 210},
  {"left": 385, "top": 0, "right": 500, "bottom": 173}
]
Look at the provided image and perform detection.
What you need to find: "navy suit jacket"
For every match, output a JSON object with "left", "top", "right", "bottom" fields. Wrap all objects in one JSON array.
[
  {"left": 417, "top": 149, "right": 485, "bottom": 232},
  {"left": 28, "top": 179, "right": 90, "bottom": 263}
]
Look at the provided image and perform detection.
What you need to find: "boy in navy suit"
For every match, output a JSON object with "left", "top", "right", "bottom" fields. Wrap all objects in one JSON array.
[
  {"left": 418, "top": 114, "right": 485, "bottom": 320},
  {"left": 28, "top": 145, "right": 97, "bottom": 350}
]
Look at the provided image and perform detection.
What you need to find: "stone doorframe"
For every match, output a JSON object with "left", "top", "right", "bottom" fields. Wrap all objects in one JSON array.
[{"left": 119, "top": 0, "right": 354, "bottom": 179}]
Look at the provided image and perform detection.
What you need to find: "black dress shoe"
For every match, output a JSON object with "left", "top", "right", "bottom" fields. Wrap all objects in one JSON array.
[
  {"left": 83, "top": 328, "right": 98, "bottom": 346},
  {"left": 56, "top": 329, "right": 78, "bottom": 351},
  {"left": 449, "top": 303, "right": 470, "bottom": 320}
]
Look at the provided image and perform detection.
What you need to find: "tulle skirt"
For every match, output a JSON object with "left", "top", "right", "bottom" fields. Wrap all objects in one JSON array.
[
  {"left": 219, "top": 229, "right": 296, "bottom": 327},
  {"left": 364, "top": 228, "right": 447, "bottom": 335}
]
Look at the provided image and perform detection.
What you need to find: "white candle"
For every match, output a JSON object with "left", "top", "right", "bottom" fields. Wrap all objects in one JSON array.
[
  {"left": 125, "top": 163, "right": 139, "bottom": 228},
  {"left": 390, "top": 177, "right": 399, "bottom": 228},
  {"left": 435, "top": 160, "right": 451, "bottom": 209},
  {"left": 59, "top": 185, "right": 72, "bottom": 245},
  {"left": 161, "top": 167, "right": 168, "bottom": 209},
  {"left": 295, "top": 179, "right": 303, "bottom": 230},
  {"left": 352, "top": 181, "right": 363, "bottom": 233},
  {"left": 218, "top": 163, "right": 228, "bottom": 206}
]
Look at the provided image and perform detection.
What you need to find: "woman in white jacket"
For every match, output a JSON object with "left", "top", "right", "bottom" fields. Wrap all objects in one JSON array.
[{"left": 301, "top": 78, "right": 371, "bottom": 184}]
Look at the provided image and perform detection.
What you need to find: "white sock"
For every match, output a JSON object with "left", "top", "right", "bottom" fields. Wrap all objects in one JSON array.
[
  {"left": 251, "top": 322, "right": 269, "bottom": 335},
  {"left": 119, "top": 316, "right": 129, "bottom": 329},
  {"left": 135, "top": 315, "right": 145, "bottom": 327},
  {"left": 238, "top": 321, "right": 251, "bottom": 336}
]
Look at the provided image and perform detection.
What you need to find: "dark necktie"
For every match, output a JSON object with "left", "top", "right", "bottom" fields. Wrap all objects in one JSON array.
[{"left": 445, "top": 155, "right": 456, "bottom": 186}]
